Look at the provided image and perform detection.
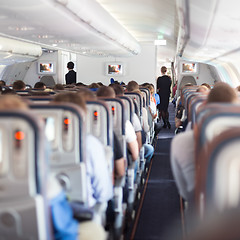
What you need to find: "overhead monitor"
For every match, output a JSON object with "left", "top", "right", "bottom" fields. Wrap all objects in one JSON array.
[
  {"left": 181, "top": 62, "right": 198, "bottom": 74},
  {"left": 106, "top": 63, "right": 124, "bottom": 76},
  {"left": 38, "top": 61, "right": 56, "bottom": 75}
]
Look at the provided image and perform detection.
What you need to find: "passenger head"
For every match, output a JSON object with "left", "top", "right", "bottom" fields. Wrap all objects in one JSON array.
[
  {"left": 161, "top": 66, "right": 167, "bottom": 74},
  {"left": 0, "top": 95, "right": 28, "bottom": 110},
  {"left": 67, "top": 61, "right": 74, "bottom": 70},
  {"left": 196, "top": 85, "right": 209, "bottom": 93},
  {"left": 12, "top": 80, "right": 26, "bottom": 90},
  {"left": 96, "top": 86, "right": 116, "bottom": 98},
  {"left": 88, "top": 83, "right": 100, "bottom": 89},
  {"left": 34, "top": 81, "right": 46, "bottom": 90},
  {"left": 126, "top": 80, "right": 139, "bottom": 92},
  {"left": 207, "top": 82, "right": 238, "bottom": 103},
  {"left": 110, "top": 84, "right": 124, "bottom": 96},
  {"left": 76, "top": 82, "right": 86, "bottom": 87},
  {"left": 201, "top": 83, "right": 211, "bottom": 90},
  {"left": 0, "top": 80, "right": 6, "bottom": 86},
  {"left": 53, "top": 92, "right": 86, "bottom": 112},
  {"left": 76, "top": 88, "right": 97, "bottom": 101},
  {"left": 2, "top": 88, "right": 16, "bottom": 95},
  {"left": 53, "top": 84, "right": 64, "bottom": 91},
  {"left": 149, "top": 85, "right": 155, "bottom": 96}
]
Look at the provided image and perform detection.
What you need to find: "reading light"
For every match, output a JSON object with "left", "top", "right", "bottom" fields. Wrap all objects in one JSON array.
[{"left": 154, "top": 39, "right": 167, "bottom": 46}]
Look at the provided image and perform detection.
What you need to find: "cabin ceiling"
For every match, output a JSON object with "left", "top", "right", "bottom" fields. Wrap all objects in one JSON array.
[{"left": 0, "top": 0, "right": 177, "bottom": 62}]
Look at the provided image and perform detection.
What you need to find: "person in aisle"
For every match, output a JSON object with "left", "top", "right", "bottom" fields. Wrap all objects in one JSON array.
[
  {"left": 65, "top": 61, "right": 76, "bottom": 85},
  {"left": 157, "top": 66, "right": 172, "bottom": 129}
]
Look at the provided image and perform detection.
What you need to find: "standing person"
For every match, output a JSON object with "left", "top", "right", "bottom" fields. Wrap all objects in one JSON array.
[
  {"left": 157, "top": 66, "right": 172, "bottom": 129},
  {"left": 65, "top": 61, "right": 76, "bottom": 85}
]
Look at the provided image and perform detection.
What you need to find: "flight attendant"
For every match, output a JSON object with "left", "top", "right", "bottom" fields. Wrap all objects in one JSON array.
[
  {"left": 157, "top": 66, "right": 172, "bottom": 128},
  {"left": 65, "top": 61, "right": 76, "bottom": 84}
]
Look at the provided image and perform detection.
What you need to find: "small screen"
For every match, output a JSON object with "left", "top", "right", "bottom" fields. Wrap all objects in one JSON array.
[
  {"left": 108, "top": 64, "right": 122, "bottom": 75},
  {"left": 39, "top": 63, "right": 54, "bottom": 73},
  {"left": 182, "top": 63, "right": 197, "bottom": 73}
]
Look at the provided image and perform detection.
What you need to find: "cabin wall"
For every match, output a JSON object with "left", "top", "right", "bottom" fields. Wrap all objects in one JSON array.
[
  {"left": 24, "top": 52, "right": 58, "bottom": 87},
  {"left": 76, "top": 44, "right": 156, "bottom": 86},
  {"left": 178, "top": 62, "right": 217, "bottom": 86},
  {"left": 1, "top": 62, "right": 32, "bottom": 85}
]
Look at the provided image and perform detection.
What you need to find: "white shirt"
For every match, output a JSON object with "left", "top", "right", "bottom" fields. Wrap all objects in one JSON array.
[
  {"left": 170, "top": 130, "right": 195, "bottom": 201},
  {"left": 86, "top": 134, "right": 113, "bottom": 207}
]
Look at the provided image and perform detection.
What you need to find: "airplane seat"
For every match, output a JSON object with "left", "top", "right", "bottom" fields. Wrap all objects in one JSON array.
[
  {"left": 23, "top": 95, "right": 54, "bottom": 104},
  {"left": 29, "top": 103, "right": 88, "bottom": 206},
  {"left": 15, "top": 90, "right": 31, "bottom": 96},
  {"left": 119, "top": 96, "right": 148, "bottom": 178},
  {"left": 118, "top": 96, "right": 133, "bottom": 124},
  {"left": 0, "top": 110, "right": 52, "bottom": 240},
  {"left": 86, "top": 100, "right": 114, "bottom": 176},
  {"left": 140, "top": 88, "right": 151, "bottom": 107},
  {"left": 194, "top": 104, "right": 240, "bottom": 216},
  {"left": 189, "top": 95, "right": 207, "bottom": 128},
  {"left": 40, "top": 76, "right": 56, "bottom": 87},
  {"left": 124, "top": 92, "right": 143, "bottom": 125},
  {"left": 197, "top": 128, "right": 240, "bottom": 219},
  {"left": 97, "top": 98, "right": 127, "bottom": 233}
]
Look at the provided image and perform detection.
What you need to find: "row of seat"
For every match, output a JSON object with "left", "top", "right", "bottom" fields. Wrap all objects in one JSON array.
[
  {"left": 180, "top": 86, "right": 240, "bottom": 220},
  {"left": 0, "top": 86, "right": 154, "bottom": 239}
]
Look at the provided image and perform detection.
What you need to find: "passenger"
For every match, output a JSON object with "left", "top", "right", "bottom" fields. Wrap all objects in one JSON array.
[
  {"left": 157, "top": 66, "right": 172, "bottom": 129},
  {"left": 0, "top": 94, "right": 106, "bottom": 240},
  {"left": 111, "top": 84, "right": 154, "bottom": 164},
  {"left": 65, "top": 61, "right": 76, "bottom": 85},
  {"left": 88, "top": 82, "right": 100, "bottom": 90},
  {"left": 96, "top": 86, "right": 139, "bottom": 163},
  {"left": 76, "top": 87, "right": 125, "bottom": 178},
  {"left": 34, "top": 81, "right": 46, "bottom": 90},
  {"left": 53, "top": 92, "right": 113, "bottom": 208},
  {"left": 53, "top": 83, "right": 65, "bottom": 91},
  {"left": 196, "top": 85, "right": 209, "bottom": 93},
  {"left": 1, "top": 88, "right": 16, "bottom": 95},
  {"left": 12, "top": 80, "right": 26, "bottom": 90},
  {"left": 201, "top": 82, "right": 211, "bottom": 90},
  {"left": 126, "top": 80, "right": 139, "bottom": 92},
  {"left": 170, "top": 82, "right": 238, "bottom": 205},
  {"left": 0, "top": 80, "right": 6, "bottom": 86},
  {"left": 147, "top": 84, "right": 162, "bottom": 139}
]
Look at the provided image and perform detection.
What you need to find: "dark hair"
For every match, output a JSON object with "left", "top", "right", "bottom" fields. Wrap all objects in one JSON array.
[
  {"left": 110, "top": 84, "right": 124, "bottom": 96},
  {"left": 67, "top": 61, "right": 74, "bottom": 69},
  {"left": 53, "top": 84, "right": 64, "bottom": 90},
  {"left": 34, "top": 82, "right": 46, "bottom": 89},
  {"left": 0, "top": 80, "right": 6, "bottom": 86},
  {"left": 12, "top": 80, "right": 26, "bottom": 90}
]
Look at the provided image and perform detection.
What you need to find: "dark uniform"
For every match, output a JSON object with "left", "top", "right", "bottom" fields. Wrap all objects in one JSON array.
[
  {"left": 157, "top": 74, "right": 172, "bottom": 128},
  {"left": 65, "top": 70, "right": 76, "bottom": 85}
]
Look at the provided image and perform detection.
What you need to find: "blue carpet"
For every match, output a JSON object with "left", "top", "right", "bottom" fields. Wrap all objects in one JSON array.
[{"left": 130, "top": 103, "right": 182, "bottom": 240}]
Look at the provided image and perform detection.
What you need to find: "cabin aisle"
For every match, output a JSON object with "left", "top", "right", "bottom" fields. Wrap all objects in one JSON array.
[{"left": 127, "top": 103, "right": 182, "bottom": 240}]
